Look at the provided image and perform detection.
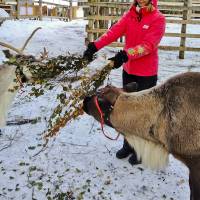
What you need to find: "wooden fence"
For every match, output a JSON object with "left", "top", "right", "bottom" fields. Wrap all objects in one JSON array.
[
  {"left": 0, "top": 0, "right": 82, "bottom": 21},
  {"left": 86, "top": 0, "right": 200, "bottom": 59}
]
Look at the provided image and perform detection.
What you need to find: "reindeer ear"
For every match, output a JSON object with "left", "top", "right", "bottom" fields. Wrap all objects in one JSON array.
[
  {"left": 123, "top": 82, "right": 138, "bottom": 93},
  {"left": 2, "top": 50, "right": 12, "bottom": 59}
]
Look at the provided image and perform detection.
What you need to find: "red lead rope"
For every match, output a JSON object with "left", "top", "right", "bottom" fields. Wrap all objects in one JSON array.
[{"left": 94, "top": 96, "right": 120, "bottom": 140}]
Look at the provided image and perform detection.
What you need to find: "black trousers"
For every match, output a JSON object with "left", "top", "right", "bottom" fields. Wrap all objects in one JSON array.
[
  {"left": 123, "top": 70, "right": 157, "bottom": 91},
  {"left": 122, "top": 70, "right": 157, "bottom": 154}
]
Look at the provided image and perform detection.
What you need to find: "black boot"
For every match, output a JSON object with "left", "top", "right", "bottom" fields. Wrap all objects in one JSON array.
[
  {"left": 128, "top": 148, "right": 141, "bottom": 165},
  {"left": 116, "top": 139, "right": 132, "bottom": 159}
]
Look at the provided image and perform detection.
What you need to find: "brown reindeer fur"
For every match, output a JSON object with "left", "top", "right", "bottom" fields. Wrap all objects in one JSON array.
[
  {"left": 83, "top": 72, "right": 200, "bottom": 200},
  {"left": 109, "top": 72, "right": 200, "bottom": 157}
]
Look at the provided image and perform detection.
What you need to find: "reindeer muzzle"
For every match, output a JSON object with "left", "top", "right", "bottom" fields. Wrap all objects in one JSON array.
[
  {"left": 83, "top": 82, "right": 138, "bottom": 128},
  {"left": 83, "top": 94, "right": 113, "bottom": 128}
]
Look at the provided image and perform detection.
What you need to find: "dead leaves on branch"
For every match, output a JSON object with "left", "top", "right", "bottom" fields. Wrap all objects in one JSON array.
[
  {"left": 4, "top": 52, "right": 87, "bottom": 82},
  {"left": 44, "top": 61, "right": 113, "bottom": 139},
  {"left": 3, "top": 50, "right": 113, "bottom": 140},
  {"left": 0, "top": 26, "right": 114, "bottom": 139}
]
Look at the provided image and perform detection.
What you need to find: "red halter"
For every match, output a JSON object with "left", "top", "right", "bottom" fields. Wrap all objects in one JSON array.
[{"left": 94, "top": 96, "right": 120, "bottom": 140}]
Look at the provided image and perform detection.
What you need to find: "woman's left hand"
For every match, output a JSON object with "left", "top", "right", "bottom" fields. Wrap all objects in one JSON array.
[{"left": 108, "top": 50, "right": 128, "bottom": 69}]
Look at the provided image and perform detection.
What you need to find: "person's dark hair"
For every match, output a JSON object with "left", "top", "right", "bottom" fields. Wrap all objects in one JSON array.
[
  {"left": 133, "top": 0, "right": 138, "bottom": 7},
  {"left": 133, "top": 0, "right": 154, "bottom": 12}
]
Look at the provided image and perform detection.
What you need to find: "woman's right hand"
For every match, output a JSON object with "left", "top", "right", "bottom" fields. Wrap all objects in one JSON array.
[{"left": 83, "top": 42, "right": 98, "bottom": 62}]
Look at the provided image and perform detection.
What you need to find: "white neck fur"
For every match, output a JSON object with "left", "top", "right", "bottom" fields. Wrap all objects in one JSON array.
[
  {"left": 0, "top": 65, "right": 18, "bottom": 127},
  {"left": 126, "top": 134, "right": 169, "bottom": 170}
]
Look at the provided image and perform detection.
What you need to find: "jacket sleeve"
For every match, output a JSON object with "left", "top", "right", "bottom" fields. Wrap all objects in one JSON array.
[
  {"left": 125, "top": 15, "right": 166, "bottom": 60},
  {"left": 94, "top": 12, "right": 128, "bottom": 50}
]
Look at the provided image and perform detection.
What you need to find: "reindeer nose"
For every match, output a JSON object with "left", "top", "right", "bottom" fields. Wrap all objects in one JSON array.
[
  {"left": 82, "top": 96, "right": 93, "bottom": 114},
  {"left": 21, "top": 74, "right": 28, "bottom": 83}
]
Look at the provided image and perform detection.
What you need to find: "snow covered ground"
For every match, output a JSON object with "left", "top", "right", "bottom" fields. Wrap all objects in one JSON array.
[{"left": 0, "top": 18, "right": 200, "bottom": 200}]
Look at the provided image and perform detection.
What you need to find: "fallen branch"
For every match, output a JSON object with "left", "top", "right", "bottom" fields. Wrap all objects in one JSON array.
[{"left": 6, "top": 117, "right": 41, "bottom": 126}]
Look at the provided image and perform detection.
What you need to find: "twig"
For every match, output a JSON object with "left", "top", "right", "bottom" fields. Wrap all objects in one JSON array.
[
  {"left": 66, "top": 142, "right": 89, "bottom": 147},
  {"left": 32, "top": 140, "right": 49, "bottom": 157},
  {"left": 88, "top": 119, "right": 96, "bottom": 135},
  {"left": 0, "top": 132, "right": 17, "bottom": 152},
  {"left": 0, "top": 133, "right": 17, "bottom": 152},
  {"left": 104, "top": 145, "right": 112, "bottom": 155},
  {"left": 44, "top": 137, "right": 56, "bottom": 156},
  {"left": 71, "top": 150, "right": 94, "bottom": 155},
  {"left": 31, "top": 187, "right": 35, "bottom": 200}
]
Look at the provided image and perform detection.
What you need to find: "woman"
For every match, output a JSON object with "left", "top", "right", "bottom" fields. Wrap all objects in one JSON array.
[{"left": 83, "top": 0, "right": 166, "bottom": 165}]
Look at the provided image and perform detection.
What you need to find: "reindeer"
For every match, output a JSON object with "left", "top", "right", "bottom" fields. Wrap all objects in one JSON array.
[
  {"left": 83, "top": 71, "right": 200, "bottom": 200},
  {"left": 0, "top": 27, "right": 48, "bottom": 127}
]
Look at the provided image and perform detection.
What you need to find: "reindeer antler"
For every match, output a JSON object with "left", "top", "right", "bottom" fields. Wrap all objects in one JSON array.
[
  {"left": 0, "top": 41, "right": 22, "bottom": 54},
  {"left": 39, "top": 47, "right": 48, "bottom": 61},
  {"left": 0, "top": 27, "right": 42, "bottom": 55}
]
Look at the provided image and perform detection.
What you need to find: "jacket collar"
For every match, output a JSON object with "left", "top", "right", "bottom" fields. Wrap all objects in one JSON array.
[{"left": 130, "top": 5, "right": 156, "bottom": 18}]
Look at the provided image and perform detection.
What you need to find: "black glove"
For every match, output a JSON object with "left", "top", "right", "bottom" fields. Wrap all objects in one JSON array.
[
  {"left": 108, "top": 50, "right": 128, "bottom": 69},
  {"left": 83, "top": 42, "right": 98, "bottom": 62}
]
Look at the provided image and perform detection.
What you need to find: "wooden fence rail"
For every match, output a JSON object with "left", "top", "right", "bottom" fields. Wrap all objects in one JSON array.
[
  {"left": 0, "top": 0, "right": 81, "bottom": 21},
  {"left": 86, "top": 0, "right": 200, "bottom": 59}
]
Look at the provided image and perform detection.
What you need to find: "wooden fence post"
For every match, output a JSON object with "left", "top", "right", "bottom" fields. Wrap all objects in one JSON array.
[
  {"left": 179, "top": 0, "right": 191, "bottom": 59},
  {"left": 87, "top": 0, "right": 94, "bottom": 42},
  {"left": 16, "top": 0, "right": 20, "bottom": 19},
  {"left": 39, "top": 0, "right": 42, "bottom": 20},
  {"left": 69, "top": 0, "right": 72, "bottom": 21},
  {"left": 99, "top": 0, "right": 108, "bottom": 38}
]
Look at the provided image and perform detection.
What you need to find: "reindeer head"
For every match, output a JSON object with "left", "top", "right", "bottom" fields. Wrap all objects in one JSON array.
[
  {"left": 1, "top": 27, "right": 44, "bottom": 85},
  {"left": 3, "top": 50, "right": 35, "bottom": 84},
  {"left": 83, "top": 82, "right": 138, "bottom": 127}
]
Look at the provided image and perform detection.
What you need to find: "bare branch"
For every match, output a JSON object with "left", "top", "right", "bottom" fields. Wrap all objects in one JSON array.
[
  {"left": 104, "top": 145, "right": 112, "bottom": 155},
  {"left": 0, "top": 132, "right": 18, "bottom": 152},
  {"left": 32, "top": 140, "right": 49, "bottom": 157},
  {"left": 6, "top": 117, "right": 40, "bottom": 126}
]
